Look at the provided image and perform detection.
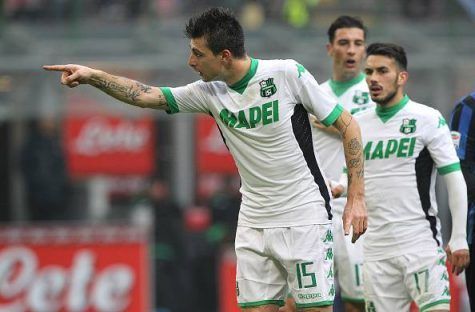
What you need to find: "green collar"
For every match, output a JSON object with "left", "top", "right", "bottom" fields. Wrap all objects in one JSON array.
[
  {"left": 376, "top": 94, "right": 410, "bottom": 123},
  {"left": 229, "top": 58, "right": 258, "bottom": 94},
  {"left": 329, "top": 72, "right": 365, "bottom": 97}
]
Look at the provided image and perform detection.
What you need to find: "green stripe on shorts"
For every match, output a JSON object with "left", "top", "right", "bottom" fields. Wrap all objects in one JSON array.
[
  {"left": 419, "top": 299, "right": 450, "bottom": 312},
  {"left": 296, "top": 300, "right": 333, "bottom": 308},
  {"left": 239, "top": 300, "right": 285, "bottom": 308}
]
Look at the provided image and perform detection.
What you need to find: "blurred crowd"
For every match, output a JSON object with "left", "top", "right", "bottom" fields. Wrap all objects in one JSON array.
[{"left": 3, "top": 0, "right": 444, "bottom": 28}]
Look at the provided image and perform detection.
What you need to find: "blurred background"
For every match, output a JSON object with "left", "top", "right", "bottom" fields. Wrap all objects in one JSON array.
[{"left": 0, "top": 0, "right": 474, "bottom": 311}]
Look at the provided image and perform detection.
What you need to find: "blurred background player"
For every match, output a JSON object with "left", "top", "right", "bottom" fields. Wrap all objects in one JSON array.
[
  {"left": 311, "top": 16, "right": 373, "bottom": 312},
  {"left": 44, "top": 7, "right": 367, "bottom": 312},
  {"left": 281, "top": 16, "right": 375, "bottom": 312},
  {"left": 283, "top": 15, "right": 373, "bottom": 312},
  {"left": 357, "top": 43, "right": 469, "bottom": 311},
  {"left": 450, "top": 90, "right": 475, "bottom": 311}
]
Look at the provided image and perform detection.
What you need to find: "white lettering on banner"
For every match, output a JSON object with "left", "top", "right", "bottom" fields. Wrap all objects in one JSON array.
[
  {"left": 75, "top": 117, "right": 149, "bottom": 156},
  {"left": 0, "top": 247, "right": 135, "bottom": 312},
  {"left": 92, "top": 265, "right": 134, "bottom": 312}
]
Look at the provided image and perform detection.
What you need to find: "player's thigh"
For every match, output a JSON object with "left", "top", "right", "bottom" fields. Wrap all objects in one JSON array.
[
  {"left": 333, "top": 210, "right": 365, "bottom": 302},
  {"left": 274, "top": 224, "right": 335, "bottom": 310},
  {"left": 235, "top": 226, "right": 287, "bottom": 308},
  {"left": 403, "top": 248, "right": 450, "bottom": 312},
  {"left": 363, "top": 258, "right": 412, "bottom": 311}
]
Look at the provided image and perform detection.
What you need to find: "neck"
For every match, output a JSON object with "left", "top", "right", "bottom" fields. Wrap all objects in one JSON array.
[
  {"left": 382, "top": 90, "right": 405, "bottom": 108},
  {"left": 332, "top": 68, "right": 360, "bottom": 82},
  {"left": 224, "top": 56, "right": 251, "bottom": 86}
]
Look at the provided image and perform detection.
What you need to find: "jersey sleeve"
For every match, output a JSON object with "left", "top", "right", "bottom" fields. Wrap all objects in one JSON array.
[
  {"left": 284, "top": 60, "right": 343, "bottom": 126},
  {"left": 159, "top": 80, "right": 209, "bottom": 114},
  {"left": 423, "top": 110, "right": 461, "bottom": 175}
]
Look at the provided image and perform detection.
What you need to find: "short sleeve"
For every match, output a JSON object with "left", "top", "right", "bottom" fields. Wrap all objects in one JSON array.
[
  {"left": 160, "top": 80, "right": 209, "bottom": 114},
  {"left": 284, "top": 60, "right": 342, "bottom": 126},
  {"left": 424, "top": 110, "right": 461, "bottom": 175}
]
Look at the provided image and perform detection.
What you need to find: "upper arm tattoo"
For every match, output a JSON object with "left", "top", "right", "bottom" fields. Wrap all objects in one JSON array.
[{"left": 339, "top": 114, "right": 353, "bottom": 139}]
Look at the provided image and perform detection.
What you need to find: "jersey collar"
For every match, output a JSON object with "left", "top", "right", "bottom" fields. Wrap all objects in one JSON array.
[
  {"left": 376, "top": 94, "right": 410, "bottom": 123},
  {"left": 329, "top": 72, "right": 365, "bottom": 97},
  {"left": 229, "top": 58, "right": 259, "bottom": 95}
]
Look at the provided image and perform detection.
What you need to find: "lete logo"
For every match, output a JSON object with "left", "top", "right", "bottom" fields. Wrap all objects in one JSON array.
[
  {"left": 451, "top": 131, "right": 461, "bottom": 149},
  {"left": 74, "top": 117, "right": 150, "bottom": 156},
  {"left": 0, "top": 247, "right": 134, "bottom": 312}
]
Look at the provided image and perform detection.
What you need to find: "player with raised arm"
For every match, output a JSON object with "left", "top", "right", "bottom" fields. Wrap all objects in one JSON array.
[{"left": 44, "top": 8, "right": 367, "bottom": 312}]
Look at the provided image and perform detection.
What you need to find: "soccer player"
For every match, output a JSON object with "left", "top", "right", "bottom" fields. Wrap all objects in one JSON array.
[
  {"left": 354, "top": 43, "right": 469, "bottom": 311},
  {"left": 311, "top": 16, "right": 374, "bottom": 312},
  {"left": 450, "top": 91, "right": 475, "bottom": 310},
  {"left": 43, "top": 8, "right": 367, "bottom": 312}
]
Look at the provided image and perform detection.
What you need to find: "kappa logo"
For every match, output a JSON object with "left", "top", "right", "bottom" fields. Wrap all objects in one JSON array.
[
  {"left": 259, "top": 78, "right": 277, "bottom": 98},
  {"left": 438, "top": 116, "right": 447, "bottom": 128},
  {"left": 400, "top": 118, "right": 417, "bottom": 134}
]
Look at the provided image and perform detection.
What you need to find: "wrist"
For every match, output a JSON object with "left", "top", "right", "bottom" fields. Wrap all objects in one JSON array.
[{"left": 449, "top": 235, "right": 469, "bottom": 252}]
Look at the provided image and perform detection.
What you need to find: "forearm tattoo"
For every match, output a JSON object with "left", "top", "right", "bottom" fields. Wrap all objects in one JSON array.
[
  {"left": 348, "top": 157, "right": 361, "bottom": 168},
  {"left": 92, "top": 76, "right": 153, "bottom": 106},
  {"left": 348, "top": 138, "right": 361, "bottom": 156}
]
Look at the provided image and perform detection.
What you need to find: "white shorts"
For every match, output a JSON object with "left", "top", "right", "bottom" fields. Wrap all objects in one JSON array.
[
  {"left": 332, "top": 203, "right": 365, "bottom": 303},
  {"left": 235, "top": 224, "right": 334, "bottom": 309},
  {"left": 364, "top": 248, "right": 450, "bottom": 312}
]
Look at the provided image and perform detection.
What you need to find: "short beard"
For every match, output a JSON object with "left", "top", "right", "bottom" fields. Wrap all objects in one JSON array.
[{"left": 373, "top": 89, "right": 397, "bottom": 106}]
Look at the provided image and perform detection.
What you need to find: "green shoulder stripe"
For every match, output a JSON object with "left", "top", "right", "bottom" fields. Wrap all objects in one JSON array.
[
  {"left": 160, "top": 87, "right": 179, "bottom": 114},
  {"left": 437, "top": 162, "right": 461, "bottom": 175},
  {"left": 321, "top": 104, "right": 343, "bottom": 127}
]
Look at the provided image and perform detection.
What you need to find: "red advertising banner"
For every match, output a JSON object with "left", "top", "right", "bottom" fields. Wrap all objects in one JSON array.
[
  {"left": 196, "top": 115, "right": 237, "bottom": 174},
  {"left": 0, "top": 225, "right": 150, "bottom": 312},
  {"left": 65, "top": 116, "right": 155, "bottom": 176}
]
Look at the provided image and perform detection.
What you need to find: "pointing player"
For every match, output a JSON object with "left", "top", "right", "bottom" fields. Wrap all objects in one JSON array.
[{"left": 44, "top": 8, "right": 367, "bottom": 312}]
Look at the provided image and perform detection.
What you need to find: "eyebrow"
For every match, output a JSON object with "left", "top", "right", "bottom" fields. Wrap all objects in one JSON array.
[
  {"left": 189, "top": 45, "right": 204, "bottom": 55},
  {"left": 365, "top": 66, "right": 388, "bottom": 72}
]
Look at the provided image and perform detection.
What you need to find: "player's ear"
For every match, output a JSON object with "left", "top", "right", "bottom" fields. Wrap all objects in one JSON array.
[
  {"left": 326, "top": 43, "right": 333, "bottom": 56},
  {"left": 398, "top": 71, "right": 408, "bottom": 86},
  {"left": 221, "top": 49, "right": 232, "bottom": 62}
]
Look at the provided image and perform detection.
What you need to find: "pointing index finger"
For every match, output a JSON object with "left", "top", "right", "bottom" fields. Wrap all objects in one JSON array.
[{"left": 43, "top": 65, "right": 69, "bottom": 72}]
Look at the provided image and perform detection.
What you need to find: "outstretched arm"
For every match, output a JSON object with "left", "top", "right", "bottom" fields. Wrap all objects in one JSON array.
[
  {"left": 332, "top": 110, "right": 367, "bottom": 243},
  {"left": 43, "top": 64, "right": 169, "bottom": 110}
]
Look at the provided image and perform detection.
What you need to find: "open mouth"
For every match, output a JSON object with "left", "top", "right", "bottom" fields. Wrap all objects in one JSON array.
[
  {"left": 369, "top": 85, "right": 382, "bottom": 96},
  {"left": 345, "top": 59, "right": 356, "bottom": 67}
]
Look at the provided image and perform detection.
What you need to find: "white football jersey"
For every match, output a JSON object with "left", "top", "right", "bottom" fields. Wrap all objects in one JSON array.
[
  {"left": 356, "top": 95, "right": 461, "bottom": 260},
  {"left": 161, "top": 58, "right": 342, "bottom": 227},
  {"left": 313, "top": 73, "right": 374, "bottom": 213}
]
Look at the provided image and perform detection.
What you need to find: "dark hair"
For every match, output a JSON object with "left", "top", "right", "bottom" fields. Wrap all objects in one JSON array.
[
  {"left": 327, "top": 15, "right": 367, "bottom": 43},
  {"left": 185, "top": 7, "right": 246, "bottom": 58},
  {"left": 366, "top": 43, "right": 408, "bottom": 70}
]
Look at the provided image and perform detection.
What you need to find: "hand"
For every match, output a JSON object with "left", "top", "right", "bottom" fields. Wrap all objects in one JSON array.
[
  {"left": 309, "top": 114, "right": 340, "bottom": 136},
  {"left": 43, "top": 64, "right": 96, "bottom": 88},
  {"left": 342, "top": 195, "right": 367, "bottom": 243},
  {"left": 446, "top": 246, "right": 470, "bottom": 275},
  {"left": 330, "top": 181, "right": 344, "bottom": 198}
]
